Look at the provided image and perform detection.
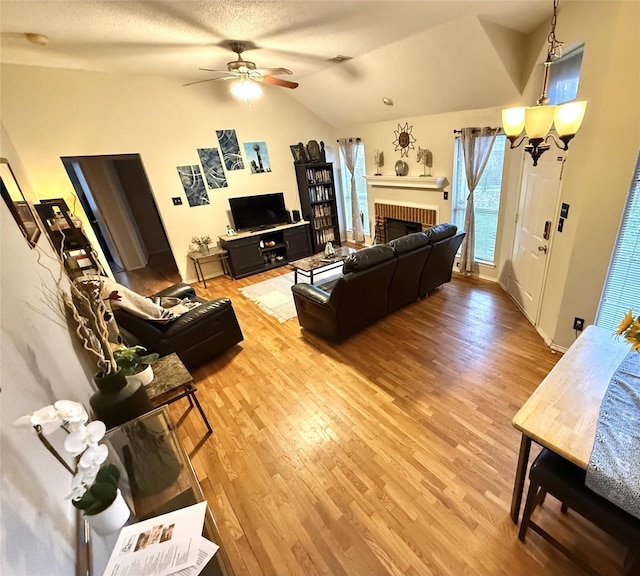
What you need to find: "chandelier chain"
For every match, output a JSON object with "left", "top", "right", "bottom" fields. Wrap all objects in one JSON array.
[{"left": 547, "top": 0, "right": 564, "bottom": 61}]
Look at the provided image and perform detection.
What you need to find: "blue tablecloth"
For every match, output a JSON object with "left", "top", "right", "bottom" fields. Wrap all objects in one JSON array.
[{"left": 586, "top": 350, "right": 640, "bottom": 518}]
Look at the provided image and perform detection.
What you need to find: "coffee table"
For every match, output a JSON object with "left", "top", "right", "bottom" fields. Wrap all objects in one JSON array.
[{"left": 289, "top": 247, "right": 355, "bottom": 284}]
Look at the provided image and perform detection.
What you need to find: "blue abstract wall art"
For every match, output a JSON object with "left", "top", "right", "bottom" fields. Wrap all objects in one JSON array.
[
  {"left": 243, "top": 141, "right": 271, "bottom": 174},
  {"left": 176, "top": 165, "right": 210, "bottom": 207},
  {"left": 216, "top": 129, "right": 245, "bottom": 171},
  {"left": 197, "top": 147, "right": 228, "bottom": 189}
]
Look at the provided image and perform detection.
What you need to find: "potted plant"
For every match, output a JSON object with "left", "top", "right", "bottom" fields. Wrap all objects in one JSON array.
[
  {"left": 113, "top": 345, "right": 159, "bottom": 386},
  {"left": 191, "top": 235, "right": 212, "bottom": 255},
  {"left": 14, "top": 400, "right": 131, "bottom": 535},
  {"left": 65, "top": 276, "right": 153, "bottom": 428}
]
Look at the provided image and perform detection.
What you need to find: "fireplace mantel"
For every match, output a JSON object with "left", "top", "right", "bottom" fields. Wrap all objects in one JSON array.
[{"left": 364, "top": 175, "right": 449, "bottom": 190}]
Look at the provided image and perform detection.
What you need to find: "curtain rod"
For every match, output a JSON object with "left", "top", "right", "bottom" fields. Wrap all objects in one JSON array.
[
  {"left": 453, "top": 128, "right": 502, "bottom": 134},
  {"left": 336, "top": 137, "right": 361, "bottom": 142}
]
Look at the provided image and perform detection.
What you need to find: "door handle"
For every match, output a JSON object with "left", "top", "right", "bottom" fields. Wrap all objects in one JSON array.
[
  {"left": 538, "top": 245, "right": 548, "bottom": 254},
  {"left": 543, "top": 220, "right": 551, "bottom": 241}
]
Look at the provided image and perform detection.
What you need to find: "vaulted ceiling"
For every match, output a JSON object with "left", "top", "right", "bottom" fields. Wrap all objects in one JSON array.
[{"left": 0, "top": 1, "right": 555, "bottom": 126}]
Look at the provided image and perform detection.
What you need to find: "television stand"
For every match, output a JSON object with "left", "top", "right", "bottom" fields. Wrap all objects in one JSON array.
[
  {"left": 219, "top": 222, "right": 313, "bottom": 279},
  {"left": 250, "top": 225, "right": 276, "bottom": 232}
]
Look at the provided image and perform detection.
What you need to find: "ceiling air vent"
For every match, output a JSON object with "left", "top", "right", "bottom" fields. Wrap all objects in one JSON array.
[{"left": 328, "top": 55, "right": 353, "bottom": 63}]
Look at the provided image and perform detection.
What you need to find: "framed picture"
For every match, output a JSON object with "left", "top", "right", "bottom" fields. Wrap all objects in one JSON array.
[
  {"left": 290, "top": 145, "right": 302, "bottom": 163},
  {"left": 296, "top": 143, "right": 308, "bottom": 163}
]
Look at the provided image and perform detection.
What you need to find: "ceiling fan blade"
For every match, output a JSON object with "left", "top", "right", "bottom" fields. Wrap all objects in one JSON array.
[
  {"left": 254, "top": 67, "right": 293, "bottom": 76},
  {"left": 182, "top": 76, "right": 235, "bottom": 86},
  {"left": 198, "top": 68, "right": 233, "bottom": 74},
  {"left": 261, "top": 75, "right": 299, "bottom": 89}
]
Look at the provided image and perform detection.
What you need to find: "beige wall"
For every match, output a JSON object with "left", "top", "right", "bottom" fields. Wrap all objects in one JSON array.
[
  {"left": 1, "top": 124, "right": 97, "bottom": 575},
  {"left": 0, "top": 65, "right": 339, "bottom": 282}
]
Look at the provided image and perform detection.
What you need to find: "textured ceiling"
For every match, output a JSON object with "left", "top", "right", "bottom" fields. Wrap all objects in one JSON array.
[{"left": 0, "top": 0, "right": 556, "bottom": 126}]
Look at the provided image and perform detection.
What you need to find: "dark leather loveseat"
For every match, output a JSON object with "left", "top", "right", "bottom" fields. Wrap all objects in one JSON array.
[
  {"left": 291, "top": 223, "right": 465, "bottom": 342},
  {"left": 113, "top": 283, "right": 243, "bottom": 369}
]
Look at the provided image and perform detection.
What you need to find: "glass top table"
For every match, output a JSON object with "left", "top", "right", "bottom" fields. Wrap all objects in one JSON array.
[
  {"left": 289, "top": 247, "right": 355, "bottom": 283},
  {"left": 78, "top": 406, "right": 233, "bottom": 576}
]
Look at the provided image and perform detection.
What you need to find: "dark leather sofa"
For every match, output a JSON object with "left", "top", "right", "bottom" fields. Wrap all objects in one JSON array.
[
  {"left": 291, "top": 223, "right": 465, "bottom": 342},
  {"left": 113, "top": 283, "right": 243, "bottom": 369}
]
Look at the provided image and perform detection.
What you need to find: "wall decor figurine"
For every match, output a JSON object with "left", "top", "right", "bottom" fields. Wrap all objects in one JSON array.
[
  {"left": 307, "top": 140, "right": 321, "bottom": 161},
  {"left": 392, "top": 122, "right": 416, "bottom": 158},
  {"left": 374, "top": 150, "right": 384, "bottom": 175},
  {"left": 394, "top": 160, "right": 408, "bottom": 176},
  {"left": 417, "top": 147, "right": 433, "bottom": 177}
]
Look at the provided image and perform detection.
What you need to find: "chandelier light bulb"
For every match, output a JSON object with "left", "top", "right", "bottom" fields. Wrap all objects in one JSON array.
[
  {"left": 502, "top": 108, "right": 525, "bottom": 137},
  {"left": 554, "top": 101, "right": 587, "bottom": 136},
  {"left": 524, "top": 105, "right": 557, "bottom": 139}
]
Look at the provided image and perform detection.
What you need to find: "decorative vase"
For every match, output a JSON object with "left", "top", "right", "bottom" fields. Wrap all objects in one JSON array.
[
  {"left": 199, "top": 245, "right": 210, "bottom": 255},
  {"left": 86, "top": 488, "right": 130, "bottom": 535},
  {"left": 91, "top": 368, "right": 153, "bottom": 429},
  {"left": 125, "top": 364, "right": 154, "bottom": 387}
]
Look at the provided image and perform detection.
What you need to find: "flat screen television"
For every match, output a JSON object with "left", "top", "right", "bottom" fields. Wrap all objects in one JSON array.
[{"left": 229, "top": 192, "right": 289, "bottom": 231}]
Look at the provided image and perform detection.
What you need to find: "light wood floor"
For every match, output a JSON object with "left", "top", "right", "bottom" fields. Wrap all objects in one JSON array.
[{"left": 138, "top": 268, "right": 623, "bottom": 576}]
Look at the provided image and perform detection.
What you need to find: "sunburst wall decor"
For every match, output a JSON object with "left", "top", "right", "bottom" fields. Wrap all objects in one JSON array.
[{"left": 393, "top": 123, "right": 416, "bottom": 157}]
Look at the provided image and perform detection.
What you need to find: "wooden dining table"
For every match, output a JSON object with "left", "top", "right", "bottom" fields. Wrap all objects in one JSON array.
[{"left": 510, "top": 324, "right": 631, "bottom": 523}]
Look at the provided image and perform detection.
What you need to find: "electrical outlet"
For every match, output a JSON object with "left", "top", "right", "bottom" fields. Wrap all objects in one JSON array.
[
  {"left": 172, "top": 197, "right": 183, "bottom": 205},
  {"left": 573, "top": 317, "right": 585, "bottom": 331}
]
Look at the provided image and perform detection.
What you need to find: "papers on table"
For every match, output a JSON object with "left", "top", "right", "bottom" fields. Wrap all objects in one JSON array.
[{"left": 102, "top": 502, "right": 220, "bottom": 576}]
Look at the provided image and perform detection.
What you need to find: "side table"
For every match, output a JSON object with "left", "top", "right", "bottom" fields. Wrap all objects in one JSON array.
[
  {"left": 189, "top": 249, "right": 229, "bottom": 288},
  {"left": 146, "top": 353, "right": 212, "bottom": 433},
  {"left": 79, "top": 406, "right": 234, "bottom": 576}
]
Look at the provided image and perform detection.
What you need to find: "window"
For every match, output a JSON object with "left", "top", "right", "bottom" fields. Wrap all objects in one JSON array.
[
  {"left": 548, "top": 45, "right": 584, "bottom": 105},
  {"left": 451, "top": 135, "right": 506, "bottom": 264},
  {"left": 339, "top": 144, "right": 369, "bottom": 234},
  {"left": 596, "top": 152, "right": 640, "bottom": 330}
]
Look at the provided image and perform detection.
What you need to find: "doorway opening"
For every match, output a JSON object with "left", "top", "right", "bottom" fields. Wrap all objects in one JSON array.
[{"left": 61, "top": 154, "right": 179, "bottom": 290}]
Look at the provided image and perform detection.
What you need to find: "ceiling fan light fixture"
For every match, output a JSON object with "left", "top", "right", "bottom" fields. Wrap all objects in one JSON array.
[{"left": 231, "top": 78, "right": 263, "bottom": 103}]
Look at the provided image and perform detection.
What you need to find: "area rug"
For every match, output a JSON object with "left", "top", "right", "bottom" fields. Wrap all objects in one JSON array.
[{"left": 238, "top": 272, "right": 297, "bottom": 323}]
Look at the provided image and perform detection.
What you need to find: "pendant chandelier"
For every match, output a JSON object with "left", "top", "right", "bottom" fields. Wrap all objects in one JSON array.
[{"left": 501, "top": 0, "right": 587, "bottom": 166}]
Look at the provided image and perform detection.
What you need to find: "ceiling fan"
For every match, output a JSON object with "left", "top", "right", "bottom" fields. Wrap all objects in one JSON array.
[{"left": 183, "top": 41, "right": 299, "bottom": 90}]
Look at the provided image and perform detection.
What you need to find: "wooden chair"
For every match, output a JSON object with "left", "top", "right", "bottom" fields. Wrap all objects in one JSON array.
[{"left": 519, "top": 448, "right": 640, "bottom": 576}]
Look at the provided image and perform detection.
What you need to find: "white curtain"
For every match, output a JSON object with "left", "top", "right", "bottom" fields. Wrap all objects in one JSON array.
[
  {"left": 337, "top": 137, "right": 365, "bottom": 244},
  {"left": 458, "top": 127, "right": 499, "bottom": 273}
]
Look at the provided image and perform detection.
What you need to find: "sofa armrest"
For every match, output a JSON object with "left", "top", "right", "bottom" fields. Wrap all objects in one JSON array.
[
  {"left": 154, "top": 282, "right": 196, "bottom": 300},
  {"left": 291, "top": 284, "right": 332, "bottom": 307}
]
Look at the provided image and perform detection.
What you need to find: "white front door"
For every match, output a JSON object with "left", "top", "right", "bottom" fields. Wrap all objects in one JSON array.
[{"left": 508, "top": 151, "right": 565, "bottom": 324}]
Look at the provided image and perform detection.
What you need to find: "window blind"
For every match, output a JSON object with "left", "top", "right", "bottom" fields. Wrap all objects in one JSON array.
[{"left": 596, "top": 151, "right": 640, "bottom": 330}]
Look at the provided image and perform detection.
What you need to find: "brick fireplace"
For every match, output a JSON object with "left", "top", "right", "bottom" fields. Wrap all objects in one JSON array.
[{"left": 374, "top": 202, "right": 437, "bottom": 243}]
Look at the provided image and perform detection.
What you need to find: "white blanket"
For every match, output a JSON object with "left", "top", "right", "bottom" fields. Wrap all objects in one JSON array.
[{"left": 98, "top": 277, "right": 180, "bottom": 323}]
